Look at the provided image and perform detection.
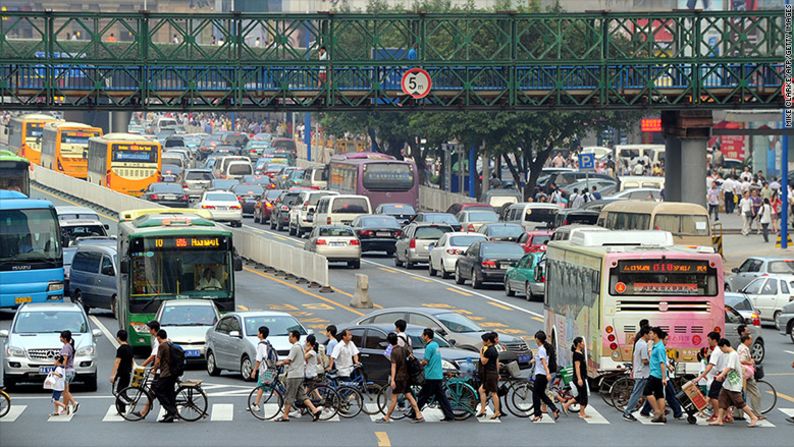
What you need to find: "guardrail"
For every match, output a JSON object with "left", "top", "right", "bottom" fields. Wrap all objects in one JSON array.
[
  {"left": 418, "top": 186, "right": 476, "bottom": 212},
  {"left": 30, "top": 165, "right": 330, "bottom": 289}
]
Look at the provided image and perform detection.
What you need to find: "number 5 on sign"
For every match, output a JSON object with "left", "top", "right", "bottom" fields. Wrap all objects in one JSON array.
[{"left": 401, "top": 68, "right": 432, "bottom": 99}]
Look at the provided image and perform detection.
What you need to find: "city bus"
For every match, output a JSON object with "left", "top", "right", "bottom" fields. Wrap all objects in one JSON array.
[
  {"left": 116, "top": 208, "right": 242, "bottom": 350},
  {"left": 0, "top": 150, "right": 31, "bottom": 196},
  {"left": 328, "top": 152, "right": 418, "bottom": 209},
  {"left": 544, "top": 230, "right": 723, "bottom": 377},
  {"left": 0, "top": 190, "right": 64, "bottom": 309},
  {"left": 597, "top": 201, "right": 713, "bottom": 247},
  {"left": 7, "top": 113, "right": 60, "bottom": 165},
  {"left": 87, "top": 133, "right": 161, "bottom": 197},
  {"left": 41, "top": 122, "right": 103, "bottom": 179}
]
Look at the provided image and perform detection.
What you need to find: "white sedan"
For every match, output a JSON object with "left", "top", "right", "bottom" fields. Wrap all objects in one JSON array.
[
  {"left": 304, "top": 225, "right": 361, "bottom": 269},
  {"left": 428, "top": 232, "right": 488, "bottom": 279},
  {"left": 196, "top": 191, "right": 243, "bottom": 227}
]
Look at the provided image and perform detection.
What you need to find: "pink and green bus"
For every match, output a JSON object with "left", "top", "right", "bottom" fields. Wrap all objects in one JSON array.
[{"left": 544, "top": 230, "right": 724, "bottom": 377}]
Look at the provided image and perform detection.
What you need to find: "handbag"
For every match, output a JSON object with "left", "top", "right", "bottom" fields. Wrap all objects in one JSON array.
[
  {"left": 753, "top": 364, "right": 765, "bottom": 381},
  {"left": 43, "top": 371, "right": 57, "bottom": 390}
]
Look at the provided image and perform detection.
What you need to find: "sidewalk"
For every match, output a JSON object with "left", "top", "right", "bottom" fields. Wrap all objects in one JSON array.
[{"left": 723, "top": 232, "right": 792, "bottom": 269}]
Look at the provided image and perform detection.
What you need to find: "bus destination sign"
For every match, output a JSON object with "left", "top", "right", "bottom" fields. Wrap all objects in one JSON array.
[
  {"left": 135, "top": 236, "right": 229, "bottom": 251},
  {"left": 617, "top": 260, "right": 709, "bottom": 274}
]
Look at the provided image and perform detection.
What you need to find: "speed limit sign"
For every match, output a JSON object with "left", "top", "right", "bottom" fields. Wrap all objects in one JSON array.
[{"left": 401, "top": 68, "right": 432, "bottom": 99}]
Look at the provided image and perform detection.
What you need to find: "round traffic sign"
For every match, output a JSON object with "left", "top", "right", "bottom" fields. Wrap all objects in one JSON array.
[{"left": 401, "top": 68, "right": 432, "bottom": 99}]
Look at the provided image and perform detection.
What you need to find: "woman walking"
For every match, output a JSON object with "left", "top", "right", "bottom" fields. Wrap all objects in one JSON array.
[
  {"left": 59, "top": 330, "right": 79, "bottom": 414},
  {"left": 376, "top": 333, "right": 423, "bottom": 423},
  {"left": 531, "top": 331, "right": 560, "bottom": 422},
  {"left": 739, "top": 191, "right": 753, "bottom": 236},
  {"left": 771, "top": 191, "right": 782, "bottom": 235},
  {"left": 476, "top": 332, "right": 501, "bottom": 420},
  {"left": 562, "top": 337, "right": 590, "bottom": 419},
  {"left": 759, "top": 198, "right": 772, "bottom": 242}
]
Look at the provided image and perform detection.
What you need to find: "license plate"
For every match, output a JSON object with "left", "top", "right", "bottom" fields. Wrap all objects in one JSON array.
[
  {"left": 500, "top": 263, "right": 512, "bottom": 269},
  {"left": 518, "top": 354, "right": 531, "bottom": 363},
  {"left": 216, "top": 206, "right": 228, "bottom": 210},
  {"left": 39, "top": 366, "right": 55, "bottom": 374},
  {"left": 376, "top": 232, "right": 391, "bottom": 237},
  {"left": 184, "top": 350, "right": 201, "bottom": 358},
  {"left": 330, "top": 242, "right": 346, "bottom": 247},
  {"left": 15, "top": 296, "right": 32, "bottom": 304},
  {"left": 163, "top": 194, "right": 177, "bottom": 200}
]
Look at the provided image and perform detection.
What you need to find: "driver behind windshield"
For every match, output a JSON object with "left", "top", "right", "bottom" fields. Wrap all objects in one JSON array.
[{"left": 197, "top": 267, "right": 222, "bottom": 290}]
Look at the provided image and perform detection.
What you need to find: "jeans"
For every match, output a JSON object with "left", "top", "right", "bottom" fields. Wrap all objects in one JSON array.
[
  {"left": 623, "top": 377, "right": 647, "bottom": 416},
  {"left": 416, "top": 379, "right": 455, "bottom": 420},
  {"left": 532, "top": 374, "right": 558, "bottom": 417},
  {"left": 724, "top": 192, "right": 734, "bottom": 214},
  {"left": 709, "top": 204, "right": 719, "bottom": 221},
  {"left": 761, "top": 223, "right": 769, "bottom": 242},
  {"left": 641, "top": 380, "right": 683, "bottom": 417},
  {"left": 154, "top": 376, "right": 178, "bottom": 418}
]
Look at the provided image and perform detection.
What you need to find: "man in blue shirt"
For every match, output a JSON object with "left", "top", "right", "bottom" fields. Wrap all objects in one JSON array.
[
  {"left": 642, "top": 327, "right": 668, "bottom": 423},
  {"left": 412, "top": 328, "right": 454, "bottom": 422}
]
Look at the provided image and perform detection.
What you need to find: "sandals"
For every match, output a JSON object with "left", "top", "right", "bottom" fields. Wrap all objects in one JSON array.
[
  {"left": 552, "top": 410, "right": 561, "bottom": 421},
  {"left": 312, "top": 410, "right": 322, "bottom": 422},
  {"left": 274, "top": 417, "right": 290, "bottom": 422},
  {"left": 490, "top": 413, "right": 502, "bottom": 421},
  {"left": 49, "top": 412, "right": 61, "bottom": 417}
]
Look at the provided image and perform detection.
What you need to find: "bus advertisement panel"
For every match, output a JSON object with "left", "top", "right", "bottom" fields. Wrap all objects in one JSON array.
[
  {"left": 8, "top": 114, "right": 59, "bottom": 165},
  {"left": 328, "top": 153, "right": 418, "bottom": 209},
  {"left": 41, "top": 123, "right": 102, "bottom": 179}
]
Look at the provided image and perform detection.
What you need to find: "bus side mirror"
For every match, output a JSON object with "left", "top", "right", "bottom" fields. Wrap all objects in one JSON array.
[
  {"left": 234, "top": 255, "right": 243, "bottom": 271},
  {"left": 120, "top": 260, "right": 129, "bottom": 274}
]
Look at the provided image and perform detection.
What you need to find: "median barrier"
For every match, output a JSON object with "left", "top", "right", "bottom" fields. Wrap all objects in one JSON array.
[{"left": 418, "top": 185, "right": 476, "bottom": 212}]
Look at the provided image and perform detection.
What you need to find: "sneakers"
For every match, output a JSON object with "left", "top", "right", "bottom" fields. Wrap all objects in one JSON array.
[
  {"left": 623, "top": 413, "right": 637, "bottom": 422},
  {"left": 249, "top": 404, "right": 261, "bottom": 413}
]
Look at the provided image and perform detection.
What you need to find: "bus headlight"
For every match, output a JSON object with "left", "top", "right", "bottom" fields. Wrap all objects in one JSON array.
[
  {"left": 47, "top": 281, "right": 64, "bottom": 292},
  {"left": 130, "top": 323, "right": 150, "bottom": 334}
]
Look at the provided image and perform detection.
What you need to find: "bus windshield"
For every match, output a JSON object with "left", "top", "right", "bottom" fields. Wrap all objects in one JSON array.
[
  {"left": 0, "top": 163, "right": 29, "bottom": 195},
  {"left": 112, "top": 144, "right": 158, "bottom": 163},
  {"left": 60, "top": 131, "right": 97, "bottom": 158},
  {"left": 362, "top": 163, "right": 414, "bottom": 191},
  {"left": 609, "top": 259, "right": 718, "bottom": 296},
  {"left": 0, "top": 209, "right": 62, "bottom": 267}
]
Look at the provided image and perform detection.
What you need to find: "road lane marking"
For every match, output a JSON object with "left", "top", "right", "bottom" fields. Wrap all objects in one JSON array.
[
  {"left": 244, "top": 267, "right": 365, "bottom": 316},
  {"left": 487, "top": 301, "right": 512, "bottom": 311},
  {"left": 785, "top": 350, "right": 794, "bottom": 355},
  {"left": 237, "top": 304, "right": 249, "bottom": 311},
  {"left": 48, "top": 412, "right": 74, "bottom": 422},
  {"left": 102, "top": 405, "right": 125, "bottom": 422},
  {"left": 446, "top": 287, "right": 472, "bottom": 297},
  {"left": 583, "top": 406, "right": 609, "bottom": 424},
  {"left": 532, "top": 316, "right": 544, "bottom": 323},
  {"left": 422, "top": 303, "right": 456, "bottom": 308},
  {"left": 378, "top": 267, "right": 398, "bottom": 274},
  {"left": 412, "top": 276, "right": 433, "bottom": 283},
  {"left": 774, "top": 390, "right": 794, "bottom": 404},
  {"left": 303, "top": 303, "right": 334, "bottom": 310},
  {"left": 332, "top": 287, "right": 353, "bottom": 298},
  {"left": 90, "top": 315, "right": 120, "bottom": 349},
  {"left": 0, "top": 405, "right": 26, "bottom": 422},
  {"left": 268, "top": 303, "right": 299, "bottom": 311},
  {"left": 781, "top": 408, "right": 794, "bottom": 417},
  {"left": 210, "top": 403, "right": 234, "bottom": 421},
  {"left": 375, "top": 432, "right": 391, "bottom": 447}
]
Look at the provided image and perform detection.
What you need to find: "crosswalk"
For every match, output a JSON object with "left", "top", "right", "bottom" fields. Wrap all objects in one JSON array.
[{"left": 1, "top": 403, "right": 791, "bottom": 426}]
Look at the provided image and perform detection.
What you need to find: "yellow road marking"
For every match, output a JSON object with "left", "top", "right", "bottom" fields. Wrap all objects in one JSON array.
[
  {"left": 378, "top": 267, "right": 397, "bottom": 274},
  {"left": 480, "top": 322, "right": 508, "bottom": 328},
  {"left": 303, "top": 303, "right": 334, "bottom": 310},
  {"left": 237, "top": 304, "right": 249, "bottom": 311},
  {"left": 446, "top": 287, "right": 472, "bottom": 297},
  {"left": 412, "top": 276, "right": 432, "bottom": 283},
  {"left": 487, "top": 301, "right": 512, "bottom": 311},
  {"left": 268, "top": 303, "right": 299, "bottom": 311},
  {"left": 375, "top": 432, "right": 391, "bottom": 447},
  {"left": 332, "top": 287, "right": 353, "bottom": 298},
  {"left": 244, "top": 267, "right": 365, "bottom": 316},
  {"left": 500, "top": 329, "right": 529, "bottom": 335},
  {"left": 32, "top": 185, "right": 118, "bottom": 222},
  {"left": 302, "top": 318, "right": 330, "bottom": 324},
  {"left": 468, "top": 316, "right": 485, "bottom": 321},
  {"left": 532, "top": 316, "right": 544, "bottom": 323},
  {"left": 774, "top": 390, "right": 794, "bottom": 403},
  {"left": 307, "top": 324, "right": 328, "bottom": 330},
  {"left": 422, "top": 303, "right": 455, "bottom": 309}
]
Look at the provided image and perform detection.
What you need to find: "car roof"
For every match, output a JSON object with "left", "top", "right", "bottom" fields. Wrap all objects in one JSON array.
[
  {"left": 445, "top": 231, "right": 487, "bottom": 237},
  {"left": 226, "top": 311, "right": 299, "bottom": 318},
  {"left": 76, "top": 243, "right": 117, "bottom": 254},
  {"left": 412, "top": 223, "right": 453, "bottom": 228},
  {"left": 360, "top": 307, "right": 455, "bottom": 317},
  {"left": 56, "top": 206, "right": 96, "bottom": 215},
  {"left": 160, "top": 299, "right": 218, "bottom": 307},
  {"left": 18, "top": 302, "right": 85, "bottom": 313}
]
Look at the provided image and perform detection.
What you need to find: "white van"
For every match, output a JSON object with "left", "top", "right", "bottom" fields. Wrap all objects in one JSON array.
[
  {"left": 154, "top": 117, "right": 178, "bottom": 134},
  {"left": 550, "top": 224, "right": 608, "bottom": 242},
  {"left": 300, "top": 166, "right": 328, "bottom": 189},
  {"left": 289, "top": 190, "right": 339, "bottom": 237},
  {"left": 224, "top": 160, "right": 253, "bottom": 179},
  {"left": 504, "top": 202, "right": 562, "bottom": 229},
  {"left": 312, "top": 194, "right": 372, "bottom": 227},
  {"left": 615, "top": 144, "right": 664, "bottom": 172},
  {"left": 213, "top": 156, "right": 251, "bottom": 178}
]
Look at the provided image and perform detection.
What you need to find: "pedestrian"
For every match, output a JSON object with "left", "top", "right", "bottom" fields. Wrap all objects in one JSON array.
[
  {"left": 59, "top": 330, "right": 79, "bottom": 414},
  {"left": 622, "top": 326, "right": 650, "bottom": 421},
  {"left": 709, "top": 339, "right": 759, "bottom": 427},
  {"left": 736, "top": 334, "right": 763, "bottom": 420},
  {"left": 304, "top": 334, "right": 321, "bottom": 382},
  {"left": 562, "top": 336, "right": 589, "bottom": 419},
  {"left": 639, "top": 333, "right": 683, "bottom": 419},
  {"left": 394, "top": 319, "right": 411, "bottom": 348},
  {"left": 569, "top": 188, "right": 580, "bottom": 209},
  {"left": 377, "top": 333, "right": 423, "bottom": 423},
  {"left": 153, "top": 330, "right": 177, "bottom": 423},
  {"left": 760, "top": 181, "right": 772, "bottom": 201},
  {"left": 476, "top": 332, "right": 501, "bottom": 420},
  {"left": 249, "top": 326, "right": 273, "bottom": 412},
  {"left": 771, "top": 191, "right": 782, "bottom": 234},
  {"left": 693, "top": 331, "right": 724, "bottom": 421},
  {"left": 275, "top": 330, "right": 322, "bottom": 422},
  {"left": 750, "top": 188, "right": 762, "bottom": 233},
  {"left": 317, "top": 46, "right": 328, "bottom": 87},
  {"left": 722, "top": 175, "right": 735, "bottom": 214},
  {"left": 47, "top": 355, "right": 68, "bottom": 417},
  {"left": 325, "top": 325, "right": 338, "bottom": 361},
  {"left": 110, "top": 330, "right": 134, "bottom": 412},
  {"left": 642, "top": 327, "right": 667, "bottom": 423},
  {"left": 531, "top": 331, "right": 560, "bottom": 422},
  {"left": 707, "top": 181, "right": 720, "bottom": 221},
  {"left": 414, "top": 328, "right": 455, "bottom": 422},
  {"left": 739, "top": 191, "right": 753, "bottom": 236},
  {"left": 591, "top": 185, "right": 601, "bottom": 200},
  {"left": 327, "top": 329, "right": 360, "bottom": 378},
  {"left": 759, "top": 198, "right": 772, "bottom": 242}
]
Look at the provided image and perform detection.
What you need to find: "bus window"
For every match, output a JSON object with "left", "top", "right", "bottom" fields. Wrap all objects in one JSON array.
[
  {"left": 654, "top": 214, "right": 709, "bottom": 236},
  {"left": 362, "top": 163, "right": 414, "bottom": 191}
]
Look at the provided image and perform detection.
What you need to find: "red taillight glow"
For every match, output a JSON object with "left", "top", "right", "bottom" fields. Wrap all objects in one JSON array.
[
  {"left": 481, "top": 260, "right": 497, "bottom": 269},
  {"left": 467, "top": 224, "right": 476, "bottom": 232},
  {"left": 316, "top": 239, "right": 327, "bottom": 245},
  {"left": 326, "top": 217, "right": 332, "bottom": 225},
  {"left": 230, "top": 204, "right": 242, "bottom": 210},
  {"left": 359, "top": 230, "right": 374, "bottom": 237},
  {"left": 265, "top": 202, "right": 273, "bottom": 208},
  {"left": 349, "top": 239, "right": 360, "bottom": 246},
  {"left": 409, "top": 239, "right": 416, "bottom": 249},
  {"left": 202, "top": 204, "right": 215, "bottom": 209},
  {"left": 150, "top": 194, "right": 159, "bottom": 200},
  {"left": 393, "top": 230, "right": 402, "bottom": 238},
  {"left": 607, "top": 334, "right": 616, "bottom": 342},
  {"left": 751, "top": 312, "right": 761, "bottom": 326},
  {"left": 446, "top": 248, "right": 461, "bottom": 255},
  {"left": 280, "top": 205, "right": 289, "bottom": 211}
]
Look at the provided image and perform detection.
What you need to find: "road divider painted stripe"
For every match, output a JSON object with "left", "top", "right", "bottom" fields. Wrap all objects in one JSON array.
[
  {"left": 583, "top": 406, "right": 609, "bottom": 424},
  {"left": 375, "top": 431, "right": 391, "bottom": 447},
  {"left": 102, "top": 405, "right": 125, "bottom": 422},
  {"left": 487, "top": 301, "right": 512, "bottom": 311},
  {"left": 48, "top": 412, "right": 74, "bottom": 422},
  {"left": 774, "top": 390, "right": 794, "bottom": 404}
]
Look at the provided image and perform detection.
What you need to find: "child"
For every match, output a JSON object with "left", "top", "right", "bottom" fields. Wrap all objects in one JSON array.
[
  {"left": 696, "top": 348, "right": 709, "bottom": 396},
  {"left": 50, "top": 355, "right": 67, "bottom": 417}
]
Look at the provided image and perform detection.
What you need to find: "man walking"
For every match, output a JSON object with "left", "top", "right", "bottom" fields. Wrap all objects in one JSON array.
[
  {"left": 325, "top": 325, "right": 338, "bottom": 361},
  {"left": 709, "top": 339, "right": 758, "bottom": 427},
  {"left": 394, "top": 319, "right": 411, "bottom": 348},
  {"left": 642, "top": 327, "right": 667, "bottom": 423},
  {"left": 622, "top": 326, "right": 650, "bottom": 421},
  {"left": 249, "top": 326, "right": 273, "bottom": 412},
  {"left": 110, "top": 330, "right": 134, "bottom": 412},
  {"left": 153, "top": 330, "right": 177, "bottom": 423},
  {"left": 327, "top": 329, "right": 360, "bottom": 378},
  {"left": 693, "top": 331, "right": 724, "bottom": 421},
  {"left": 414, "top": 329, "right": 455, "bottom": 422},
  {"left": 275, "top": 330, "right": 321, "bottom": 422}
]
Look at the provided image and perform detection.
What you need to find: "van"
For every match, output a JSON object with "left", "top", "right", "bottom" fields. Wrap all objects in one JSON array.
[
  {"left": 154, "top": 117, "right": 178, "bottom": 134},
  {"left": 483, "top": 189, "right": 522, "bottom": 208},
  {"left": 69, "top": 242, "right": 118, "bottom": 314},
  {"left": 550, "top": 224, "right": 608, "bottom": 242},
  {"left": 213, "top": 155, "right": 251, "bottom": 178},
  {"left": 300, "top": 166, "right": 328, "bottom": 189},
  {"left": 597, "top": 200, "right": 713, "bottom": 247},
  {"left": 618, "top": 175, "right": 665, "bottom": 191},
  {"left": 289, "top": 189, "right": 339, "bottom": 237},
  {"left": 224, "top": 160, "right": 253, "bottom": 179},
  {"left": 504, "top": 203, "right": 562, "bottom": 229},
  {"left": 312, "top": 194, "right": 373, "bottom": 227},
  {"left": 615, "top": 144, "right": 665, "bottom": 172}
]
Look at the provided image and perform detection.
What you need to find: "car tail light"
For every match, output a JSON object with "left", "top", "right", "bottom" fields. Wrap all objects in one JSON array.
[
  {"left": 316, "top": 238, "right": 327, "bottom": 245},
  {"left": 393, "top": 230, "right": 402, "bottom": 238},
  {"left": 230, "top": 204, "right": 242, "bottom": 210},
  {"left": 409, "top": 239, "right": 416, "bottom": 249},
  {"left": 265, "top": 202, "right": 273, "bottom": 208},
  {"left": 359, "top": 230, "right": 374, "bottom": 237},
  {"left": 182, "top": 182, "right": 188, "bottom": 189},
  {"left": 751, "top": 312, "right": 761, "bottom": 326},
  {"left": 326, "top": 217, "right": 332, "bottom": 225},
  {"left": 280, "top": 205, "right": 289, "bottom": 211},
  {"left": 349, "top": 239, "right": 360, "bottom": 246},
  {"left": 182, "top": 194, "right": 189, "bottom": 200},
  {"left": 467, "top": 224, "right": 476, "bottom": 232},
  {"left": 481, "top": 260, "right": 497, "bottom": 269},
  {"left": 238, "top": 195, "right": 245, "bottom": 202},
  {"left": 607, "top": 334, "right": 616, "bottom": 342},
  {"left": 150, "top": 194, "right": 159, "bottom": 200},
  {"left": 446, "top": 248, "right": 461, "bottom": 255},
  {"left": 202, "top": 204, "right": 215, "bottom": 209}
]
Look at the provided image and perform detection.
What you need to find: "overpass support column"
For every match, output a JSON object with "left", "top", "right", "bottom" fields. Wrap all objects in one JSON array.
[
  {"left": 662, "top": 110, "right": 712, "bottom": 206},
  {"left": 109, "top": 111, "right": 131, "bottom": 133}
]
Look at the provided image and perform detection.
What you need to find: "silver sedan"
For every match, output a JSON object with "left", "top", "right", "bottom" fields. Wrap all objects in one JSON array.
[{"left": 304, "top": 225, "right": 361, "bottom": 269}]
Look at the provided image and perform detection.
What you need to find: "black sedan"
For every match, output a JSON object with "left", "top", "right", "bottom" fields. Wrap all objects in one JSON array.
[
  {"left": 477, "top": 223, "right": 526, "bottom": 242},
  {"left": 143, "top": 182, "right": 190, "bottom": 208},
  {"left": 412, "top": 212, "right": 462, "bottom": 231},
  {"left": 454, "top": 241, "right": 526, "bottom": 289},
  {"left": 350, "top": 215, "right": 402, "bottom": 254},
  {"left": 231, "top": 183, "right": 265, "bottom": 216},
  {"left": 375, "top": 203, "right": 417, "bottom": 226}
]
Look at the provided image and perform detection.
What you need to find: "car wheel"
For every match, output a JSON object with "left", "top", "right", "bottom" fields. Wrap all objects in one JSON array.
[
  {"left": 240, "top": 356, "right": 254, "bottom": 381},
  {"left": 750, "top": 340, "right": 765, "bottom": 364},
  {"left": 505, "top": 279, "right": 514, "bottom": 297},
  {"left": 524, "top": 282, "right": 534, "bottom": 301},
  {"left": 206, "top": 350, "right": 221, "bottom": 376},
  {"left": 441, "top": 267, "right": 451, "bottom": 279},
  {"left": 455, "top": 265, "right": 465, "bottom": 285},
  {"left": 394, "top": 253, "right": 403, "bottom": 267},
  {"left": 773, "top": 311, "right": 782, "bottom": 330},
  {"left": 405, "top": 260, "right": 414, "bottom": 269},
  {"left": 84, "top": 374, "right": 98, "bottom": 392},
  {"left": 471, "top": 269, "right": 482, "bottom": 289},
  {"left": 789, "top": 321, "right": 794, "bottom": 343},
  {"left": 386, "top": 249, "right": 395, "bottom": 257},
  {"left": 428, "top": 261, "right": 437, "bottom": 277}
]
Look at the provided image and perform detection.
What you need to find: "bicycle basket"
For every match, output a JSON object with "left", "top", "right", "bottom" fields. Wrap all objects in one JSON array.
[
  {"left": 559, "top": 366, "right": 574, "bottom": 386},
  {"left": 504, "top": 361, "right": 521, "bottom": 379},
  {"left": 260, "top": 369, "right": 277, "bottom": 386}
]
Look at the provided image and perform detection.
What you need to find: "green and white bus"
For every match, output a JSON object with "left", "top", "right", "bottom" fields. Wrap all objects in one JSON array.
[
  {"left": 116, "top": 208, "right": 242, "bottom": 350},
  {"left": 0, "top": 149, "right": 31, "bottom": 196}
]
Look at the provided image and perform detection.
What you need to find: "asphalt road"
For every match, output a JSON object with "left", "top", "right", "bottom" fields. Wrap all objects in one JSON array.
[{"left": 0, "top": 188, "right": 792, "bottom": 447}]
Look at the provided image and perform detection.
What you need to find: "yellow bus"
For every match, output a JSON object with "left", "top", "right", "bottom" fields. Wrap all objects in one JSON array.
[
  {"left": 41, "top": 122, "right": 103, "bottom": 179},
  {"left": 87, "top": 133, "right": 161, "bottom": 197},
  {"left": 597, "top": 201, "right": 713, "bottom": 247},
  {"left": 7, "top": 113, "right": 60, "bottom": 165}
]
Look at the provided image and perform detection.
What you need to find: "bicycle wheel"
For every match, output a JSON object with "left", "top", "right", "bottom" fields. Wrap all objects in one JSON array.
[
  {"left": 598, "top": 374, "right": 619, "bottom": 407},
  {"left": 609, "top": 377, "right": 634, "bottom": 411},
  {"left": 306, "top": 383, "right": 340, "bottom": 421},
  {"left": 361, "top": 383, "right": 383, "bottom": 415},
  {"left": 0, "top": 391, "right": 10, "bottom": 418},
  {"left": 175, "top": 385, "right": 208, "bottom": 421},
  {"left": 247, "top": 386, "right": 283, "bottom": 420},
  {"left": 335, "top": 385, "right": 363, "bottom": 418},
  {"left": 446, "top": 381, "right": 478, "bottom": 421},
  {"left": 508, "top": 381, "right": 533, "bottom": 417},
  {"left": 376, "top": 386, "right": 413, "bottom": 420},
  {"left": 115, "top": 386, "right": 152, "bottom": 421},
  {"left": 756, "top": 380, "right": 777, "bottom": 415}
]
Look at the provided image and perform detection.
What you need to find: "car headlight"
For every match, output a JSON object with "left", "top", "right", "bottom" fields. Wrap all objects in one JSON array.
[
  {"left": 76, "top": 345, "right": 95, "bottom": 356},
  {"left": 48, "top": 281, "right": 64, "bottom": 292},
  {"left": 130, "top": 323, "right": 150, "bottom": 334},
  {"left": 441, "top": 359, "right": 456, "bottom": 371},
  {"left": 6, "top": 346, "right": 25, "bottom": 357}
]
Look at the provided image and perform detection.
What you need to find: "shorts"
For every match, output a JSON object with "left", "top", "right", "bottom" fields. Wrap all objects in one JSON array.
[
  {"left": 718, "top": 389, "right": 746, "bottom": 410},
  {"left": 52, "top": 390, "right": 63, "bottom": 401},
  {"left": 482, "top": 371, "right": 498, "bottom": 394},
  {"left": 284, "top": 378, "right": 307, "bottom": 405},
  {"left": 392, "top": 377, "right": 411, "bottom": 395},
  {"left": 643, "top": 376, "right": 664, "bottom": 399},
  {"left": 64, "top": 369, "right": 76, "bottom": 385},
  {"left": 708, "top": 380, "right": 723, "bottom": 399}
]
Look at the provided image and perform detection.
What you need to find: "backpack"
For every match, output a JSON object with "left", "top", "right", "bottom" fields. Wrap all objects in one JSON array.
[
  {"left": 261, "top": 340, "right": 279, "bottom": 370},
  {"left": 168, "top": 342, "right": 186, "bottom": 378},
  {"left": 544, "top": 342, "right": 558, "bottom": 373}
]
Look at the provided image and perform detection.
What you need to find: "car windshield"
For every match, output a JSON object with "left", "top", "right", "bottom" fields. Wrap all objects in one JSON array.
[
  {"left": 244, "top": 316, "right": 307, "bottom": 337},
  {"left": 265, "top": 190, "right": 283, "bottom": 200},
  {"left": 768, "top": 261, "right": 794, "bottom": 274},
  {"left": 232, "top": 185, "right": 264, "bottom": 195},
  {"left": 435, "top": 312, "right": 483, "bottom": 333},
  {"left": 725, "top": 295, "right": 753, "bottom": 311},
  {"left": 331, "top": 198, "right": 369, "bottom": 213},
  {"left": 13, "top": 310, "right": 88, "bottom": 334},
  {"left": 449, "top": 235, "right": 486, "bottom": 247},
  {"left": 62, "top": 224, "right": 107, "bottom": 244},
  {"left": 530, "top": 235, "right": 551, "bottom": 246},
  {"left": 186, "top": 171, "right": 213, "bottom": 181},
  {"left": 308, "top": 193, "right": 335, "bottom": 205},
  {"left": 466, "top": 211, "right": 499, "bottom": 222},
  {"left": 360, "top": 216, "right": 399, "bottom": 227},
  {"left": 211, "top": 180, "right": 239, "bottom": 189},
  {"left": 0, "top": 208, "right": 63, "bottom": 265},
  {"left": 160, "top": 305, "right": 218, "bottom": 326},
  {"left": 486, "top": 224, "right": 524, "bottom": 238},
  {"left": 381, "top": 204, "right": 416, "bottom": 215},
  {"left": 481, "top": 243, "right": 526, "bottom": 258},
  {"left": 318, "top": 227, "right": 355, "bottom": 237},
  {"left": 205, "top": 192, "right": 237, "bottom": 202},
  {"left": 150, "top": 183, "right": 184, "bottom": 193},
  {"left": 405, "top": 330, "right": 450, "bottom": 348}
]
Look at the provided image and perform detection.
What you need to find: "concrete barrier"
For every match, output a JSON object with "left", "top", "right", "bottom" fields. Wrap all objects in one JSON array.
[
  {"left": 418, "top": 185, "right": 476, "bottom": 212},
  {"left": 31, "top": 166, "right": 331, "bottom": 289},
  {"left": 349, "top": 273, "right": 373, "bottom": 309}
]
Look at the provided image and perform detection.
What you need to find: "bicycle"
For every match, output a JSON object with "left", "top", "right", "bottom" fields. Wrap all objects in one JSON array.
[
  {"left": 0, "top": 387, "right": 10, "bottom": 419},
  {"left": 322, "top": 365, "right": 383, "bottom": 418},
  {"left": 247, "top": 370, "right": 340, "bottom": 421},
  {"left": 376, "top": 370, "right": 479, "bottom": 421},
  {"left": 114, "top": 367, "right": 208, "bottom": 422},
  {"left": 756, "top": 379, "right": 777, "bottom": 415},
  {"left": 504, "top": 372, "right": 580, "bottom": 417}
]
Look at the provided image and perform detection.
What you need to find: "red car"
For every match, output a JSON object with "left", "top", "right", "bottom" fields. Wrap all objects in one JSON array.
[
  {"left": 518, "top": 230, "right": 553, "bottom": 253},
  {"left": 445, "top": 202, "right": 495, "bottom": 215},
  {"left": 253, "top": 189, "right": 284, "bottom": 224}
]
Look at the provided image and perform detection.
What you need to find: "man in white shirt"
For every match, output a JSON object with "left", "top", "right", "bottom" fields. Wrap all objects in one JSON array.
[
  {"left": 395, "top": 319, "right": 411, "bottom": 348},
  {"left": 622, "top": 327, "right": 651, "bottom": 421},
  {"left": 197, "top": 268, "right": 222, "bottom": 290},
  {"left": 327, "top": 329, "right": 360, "bottom": 378},
  {"left": 722, "top": 176, "right": 735, "bottom": 214},
  {"left": 740, "top": 167, "right": 753, "bottom": 183},
  {"left": 249, "top": 326, "right": 271, "bottom": 412},
  {"left": 693, "top": 332, "right": 724, "bottom": 421}
]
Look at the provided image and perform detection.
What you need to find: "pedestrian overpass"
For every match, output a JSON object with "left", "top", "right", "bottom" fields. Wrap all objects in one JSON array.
[{"left": 0, "top": 10, "right": 787, "bottom": 112}]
